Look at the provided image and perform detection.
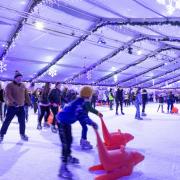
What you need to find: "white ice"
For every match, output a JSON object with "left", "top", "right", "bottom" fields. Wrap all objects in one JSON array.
[{"left": 0, "top": 103, "right": 180, "bottom": 180}]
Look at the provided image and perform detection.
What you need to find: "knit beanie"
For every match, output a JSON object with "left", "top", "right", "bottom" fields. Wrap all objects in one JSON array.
[
  {"left": 14, "top": 70, "right": 22, "bottom": 79},
  {"left": 80, "top": 86, "right": 93, "bottom": 98}
]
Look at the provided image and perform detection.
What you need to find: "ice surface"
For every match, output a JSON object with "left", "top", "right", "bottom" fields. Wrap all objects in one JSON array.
[{"left": 0, "top": 103, "right": 180, "bottom": 180}]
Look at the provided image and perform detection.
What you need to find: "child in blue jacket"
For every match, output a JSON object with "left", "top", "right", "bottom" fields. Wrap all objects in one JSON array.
[{"left": 56, "top": 86, "right": 99, "bottom": 179}]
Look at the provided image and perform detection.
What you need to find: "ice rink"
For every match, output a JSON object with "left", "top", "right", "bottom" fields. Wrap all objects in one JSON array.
[{"left": 0, "top": 103, "right": 180, "bottom": 180}]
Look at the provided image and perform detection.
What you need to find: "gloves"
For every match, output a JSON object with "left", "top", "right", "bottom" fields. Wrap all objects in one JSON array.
[
  {"left": 98, "top": 112, "right": 103, "bottom": 117},
  {"left": 91, "top": 121, "right": 98, "bottom": 130}
]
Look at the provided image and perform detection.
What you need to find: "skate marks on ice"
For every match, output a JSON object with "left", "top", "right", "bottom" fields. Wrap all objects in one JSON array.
[{"left": 0, "top": 142, "right": 29, "bottom": 176}]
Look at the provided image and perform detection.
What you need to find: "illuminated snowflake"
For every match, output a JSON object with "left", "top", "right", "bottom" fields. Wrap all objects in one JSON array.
[
  {"left": 48, "top": 68, "right": 57, "bottom": 77},
  {"left": 0, "top": 61, "right": 7, "bottom": 73},
  {"left": 87, "top": 71, "right": 92, "bottom": 80}
]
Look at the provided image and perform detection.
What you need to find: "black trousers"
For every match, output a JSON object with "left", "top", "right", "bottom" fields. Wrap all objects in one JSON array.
[
  {"left": 33, "top": 102, "right": 38, "bottom": 114},
  {"left": 50, "top": 105, "right": 58, "bottom": 126},
  {"left": 116, "top": 101, "right": 123, "bottom": 113},
  {"left": 38, "top": 105, "right": 50, "bottom": 125},
  {"left": 91, "top": 101, "right": 96, "bottom": 109},
  {"left": 58, "top": 122, "right": 72, "bottom": 163},
  {"left": 167, "top": 103, "right": 173, "bottom": 113},
  {"left": 79, "top": 121, "right": 88, "bottom": 140},
  {"left": 0, "top": 102, "right": 3, "bottom": 121},
  {"left": 4, "top": 104, "right": 7, "bottom": 117},
  {"left": 142, "top": 101, "right": 146, "bottom": 113},
  {"left": 0, "top": 106, "right": 26, "bottom": 135}
]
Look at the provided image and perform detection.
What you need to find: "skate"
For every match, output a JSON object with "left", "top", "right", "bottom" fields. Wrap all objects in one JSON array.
[
  {"left": 115, "top": 112, "right": 118, "bottom": 115},
  {"left": 20, "top": 134, "right": 29, "bottom": 141},
  {"left": 137, "top": 117, "right": 143, "bottom": 120},
  {"left": 37, "top": 123, "right": 42, "bottom": 130},
  {"left": 51, "top": 125, "right": 57, "bottom": 133},
  {"left": 43, "top": 122, "right": 50, "bottom": 128},
  {"left": 0, "top": 135, "right": 4, "bottom": 143},
  {"left": 80, "top": 139, "right": 93, "bottom": 150},
  {"left": 67, "top": 156, "right": 80, "bottom": 164},
  {"left": 59, "top": 163, "right": 73, "bottom": 179},
  {"left": 121, "top": 112, "right": 125, "bottom": 115},
  {"left": 141, "top": 112, "right": 147, "bottom": 116}
]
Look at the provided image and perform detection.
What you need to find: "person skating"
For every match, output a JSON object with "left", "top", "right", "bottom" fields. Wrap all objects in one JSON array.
[
  {"left": 0, "top": 71, "right": 31, "bottom": 142},
  {"left": 167, "top": 91, "right": 175, "bottom": 113},
  {"left": 48, "top": 82, "right": 61, "bottom": 133},
  {"left": 109, "top": 88, "right": 114, "bottom": 110},
  {"left": 0, "top": 83, "right": 4, "bottom": 122},
  {"left": 80, "top": 91, "right": 103, "bottom": 150},
  {"left": 91, "top": 91, "right": 98, "bottom": 109},
  {"left": 157, "top": 94, "right": 164, "bottom": 113},
  {"left": 115, "top": 87, "right": 125, "bottom": 115},
  {"left": 141, "top": 89, "right": 148, "bottom": 116},
  {"left": 134, "top": 88, "right": 143, "bottom": 120},
  {"left": 37, "top": 82, "right": 51, "bottom": 130},
  {"left": 56, "top": 86, "right": 98, "bottom": 179}
]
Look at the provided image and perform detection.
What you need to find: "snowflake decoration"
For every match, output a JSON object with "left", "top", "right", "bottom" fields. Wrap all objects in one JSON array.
[
  {"left": 48, "top": 68, "right": 57, "bottom": 77},
  {"left": 0, "top": 61, "right": 7, "bottom": 73},
  {"left": 87, "top": 71, "right": 92, "bottom": 80}
]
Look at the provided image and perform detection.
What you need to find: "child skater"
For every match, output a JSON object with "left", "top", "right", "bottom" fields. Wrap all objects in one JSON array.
[
  {"left": 157, "top": 94, "right": 164, "bottom": 113},
  {"left": 80, "top": 91, "right": 103, "bottom": 150},
  {"left": 56, "top": 86, "right": 100, "bottom": 179}
]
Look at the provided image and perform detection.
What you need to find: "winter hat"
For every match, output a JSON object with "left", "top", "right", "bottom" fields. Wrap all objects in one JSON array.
[
  {"left": 80, "top": 86, "right": 93, "bottom": 98},
  {"left": 14, "top": 70, "right": 22, "bottom": 79}
]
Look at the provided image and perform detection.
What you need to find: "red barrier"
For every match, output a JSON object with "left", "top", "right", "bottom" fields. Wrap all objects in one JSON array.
[
  {"left": 100, "top": 117, "right": 134, "bottom": 150},
  {"left": 89, "top": 129, "right": 144, "bottom": 179}
]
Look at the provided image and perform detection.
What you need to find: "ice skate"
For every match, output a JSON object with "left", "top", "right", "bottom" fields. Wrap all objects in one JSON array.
[
  {"left": 43, "top": 122, "right": 50, "bottom": 128},
  {"left": 59, "top": 163, "right": 73, "bottom": 179},
  {"left": 51, "top": 125, "right": 57, "bottom": 133},
  {"left": 80, "top": 139, "right": 93, "bottom": 150},
  {"left": 37, "top": 123, "right": 42, "bottom": 130},
  {"left": 67, "top": 155, "right": 80, "bottom": 164},
  {"left": 0, "top": 135, "right": 4, "bottom": 143},
  {"left": 20, "top": 134, "right": 29, "bottom": 141},
  {"left": 141, "top": 112, "right": 147, "bottom": 116}
]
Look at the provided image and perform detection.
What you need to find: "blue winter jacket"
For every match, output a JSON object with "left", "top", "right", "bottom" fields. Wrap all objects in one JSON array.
[
  {"left": 56, "top": 97, "right": 94, "bottom": 125},
  {"left": 135, "top": 92, "right": 142, "bottom": 105}
]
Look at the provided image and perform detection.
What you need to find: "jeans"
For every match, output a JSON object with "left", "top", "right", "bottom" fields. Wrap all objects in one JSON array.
[
  {"left": 58, "top": 122, "right": 72, "bottom": 163},
  {"left": 135, "top": 103, "right": 140, "bottom": 119},
  {"left": 142, "top": 101, "right": 146, "bottom": 113},
  {"left": 79, "top": 121, "right": 88, "bottom": 140},
  {"left": 38, "top": 105, "right": 50, "bottom": 125},
  {"left": 109, "top": 100, "right": 113, "bottom": 110},
  {"left": 167, "top": 103, "right": 173, "bottom": 113},
  {"left": 116, "top": 101, "right": 123, "bottom": 114},
  {"left": 50, "top": 105, "right": 58, "bottom": 126},
  {"left": 24, "top": 105, "right": 29, "bottom": 121},
  {"left": 0, "top": 106, "right": 26, "bottom": 135}
]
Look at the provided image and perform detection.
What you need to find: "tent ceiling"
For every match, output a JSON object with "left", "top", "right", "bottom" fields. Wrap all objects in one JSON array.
[{"left": 0, "top": 0, "right": 179, "bottom": 88}]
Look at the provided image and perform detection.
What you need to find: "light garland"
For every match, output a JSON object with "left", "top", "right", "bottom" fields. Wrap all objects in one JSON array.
[
  {"left": 132, "top": 62, "right": 180, "bottom": 88},
  {"left": 31, "top": 20, "right": 104, "bottom": 82},
  {"left": 0, "top": 0, "right": 43, "bottom": 72},
  {"left": 93, "top": 46, "right": 178, "bottom": 85},
  {"left": 65, "top": 34, "right": 180, "bottom": 84}
]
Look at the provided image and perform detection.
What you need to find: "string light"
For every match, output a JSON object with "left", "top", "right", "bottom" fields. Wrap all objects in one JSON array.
[
  {"left": 34, "top": 21, "right": 44, "bottom": 30},
  {"left": 0, "top": 0, "right": 43, "bottom": 73}
]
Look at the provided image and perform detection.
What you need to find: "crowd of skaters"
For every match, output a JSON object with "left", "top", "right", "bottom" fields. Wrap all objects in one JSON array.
[{"left": 0, "top": 71, "right": 178, "bottom": 178}]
